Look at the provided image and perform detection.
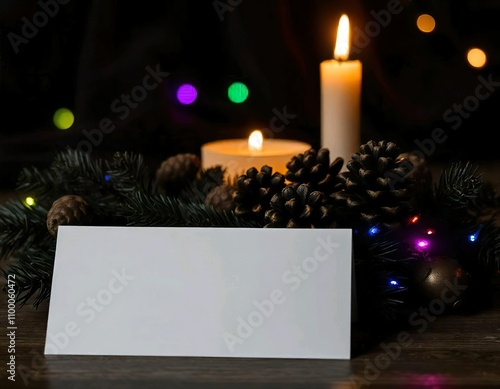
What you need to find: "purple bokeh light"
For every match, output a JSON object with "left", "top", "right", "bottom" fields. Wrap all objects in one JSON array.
[{"left": 176, "top": 84, "right": 198, "bottom": 105}]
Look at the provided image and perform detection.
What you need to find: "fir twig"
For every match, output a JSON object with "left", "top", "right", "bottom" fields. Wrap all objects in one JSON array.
[
  {"left": 106, "top": 151, "right": 156, "bottom": 195},
  {"left": 177, "top": 166, "right": 226, "bottom": 204},
  {"left": 0, "top": 199, "right": 52, "bottom": 260},
  {"left": 2, "top": 246, "right": 56, "bottom": 308}
]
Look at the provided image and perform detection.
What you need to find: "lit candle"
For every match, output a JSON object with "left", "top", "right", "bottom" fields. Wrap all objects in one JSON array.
[
  {"left": 201, "top": 130, "right": 311, "bottom": 180},
  {"left": 320, "top": 14, "right": 362, "bottom": 167}
]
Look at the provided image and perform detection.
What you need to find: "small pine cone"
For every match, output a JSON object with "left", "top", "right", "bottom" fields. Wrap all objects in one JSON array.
[
  {"left": 264, "top": 183, "right": 335, "bottom": 228},
  {"left": 205, "top": 184, "right": 237, "bottom": 212},
  {"left": 285, "top": 148, "right": 344, "bottom": 196},
  {"left": 333, "top": 140, "right": 417, "bottom": 229},
  {"left": 47, "top": 195, "right": 93, "bottom": 237},
  {"left": 156, "top": 153, "right": 201, "bottom": 193},
  {"left": 233, "top": 165, "right": 286, "bottom": 225}
]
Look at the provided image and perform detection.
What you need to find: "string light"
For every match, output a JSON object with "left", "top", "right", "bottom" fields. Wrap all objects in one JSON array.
[
  {"left": 416, "top": 239, "right": 429, "bottom": 250},
  {"left": 409, "top": 215, "right": 420, "bottom": 224},
  {"left": 24, "top": 197, "right": 36, "bottom": 207}
]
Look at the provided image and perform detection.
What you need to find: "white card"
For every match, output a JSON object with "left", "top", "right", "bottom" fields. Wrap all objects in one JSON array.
[{"left": 45, "top": 226, "right": 353, "bottom": 359}]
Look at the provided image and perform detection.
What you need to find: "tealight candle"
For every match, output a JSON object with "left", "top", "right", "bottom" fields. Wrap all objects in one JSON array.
[{"left": 201, "top": 130, "right": 311, "bottom": 180}]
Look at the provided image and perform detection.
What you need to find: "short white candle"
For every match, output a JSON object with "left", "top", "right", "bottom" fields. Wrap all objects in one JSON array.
[{"left": 201, "top": 130, "right": 311, "bottom": 181}]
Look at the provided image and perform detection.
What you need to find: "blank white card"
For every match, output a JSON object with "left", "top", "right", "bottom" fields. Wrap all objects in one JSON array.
[{"left": 45, "top": 226, "right": 353, "bottom": 359}]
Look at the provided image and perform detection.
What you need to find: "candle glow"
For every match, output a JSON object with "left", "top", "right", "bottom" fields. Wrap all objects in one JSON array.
[
  {"left": 248, "top": 130, "right": 263, "bottom": 151},
  {"left": 334, "top": 14, "right": 350, "bottom": 60}
]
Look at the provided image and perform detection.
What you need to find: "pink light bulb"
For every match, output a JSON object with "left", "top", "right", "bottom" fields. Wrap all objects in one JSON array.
[{"left": 416, "top": 239, "right": 429, "bottom": 249}]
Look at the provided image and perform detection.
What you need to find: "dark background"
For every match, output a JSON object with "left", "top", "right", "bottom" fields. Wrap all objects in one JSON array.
[{"left": 1, "top": 0, "right": 499, "bottom": 189}]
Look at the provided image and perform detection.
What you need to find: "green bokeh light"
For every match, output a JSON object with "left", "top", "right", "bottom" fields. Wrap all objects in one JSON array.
[
  {"left": 228, "top": 82, "right": 249, "bottom": 104},
  {"left": 53, "top": 108, "right": 75, "bottom": 130}
]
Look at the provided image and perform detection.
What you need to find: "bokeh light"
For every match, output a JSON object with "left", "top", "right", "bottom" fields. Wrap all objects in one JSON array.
[
  {"left": 467, "top": 48, "right": 487, "bottom": 68},
  {"left": 228, "top": 82, "right": 249, "bottom": 103},
  {"left": 176, "top": 84, "right": 198, "bottom": 105},
  {"left": 53, "top": 108, "right": 74, "bottom": 130},
  {"left": 416, "top": 14, "right": 436, "bottom": 33}
]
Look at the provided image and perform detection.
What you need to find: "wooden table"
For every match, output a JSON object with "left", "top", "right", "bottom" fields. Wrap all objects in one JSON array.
[{"left": 1, "top": 288, "right": 500, "bottom": 389}]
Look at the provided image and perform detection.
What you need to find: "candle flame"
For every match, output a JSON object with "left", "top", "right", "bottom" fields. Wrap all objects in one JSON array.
[
  {"left": 334, "top": 14, "right": 350, "bottom": 61},
  {"left": 248, "top": 130, "right": 263, "bottom": 151}
]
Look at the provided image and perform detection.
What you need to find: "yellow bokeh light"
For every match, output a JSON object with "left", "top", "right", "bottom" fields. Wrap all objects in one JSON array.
[
  {"left": 467, "top": 48, "right": 487, "bottom": 68},
  {"left": 416, "top": 14, "right": 436, "bottom": 33},
  {"left": 25, "top": 197, "right": 36, "bottom": 207},
  {"left": 53, "top": 108, "right": 75, "bottom": 130}
]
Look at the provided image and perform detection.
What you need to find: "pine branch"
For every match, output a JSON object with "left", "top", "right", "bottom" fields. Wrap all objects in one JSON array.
[
  {"left": 120, "top": 192, "right": 259, "bottom": 228},
  {"left": 0, "top": 199, "right": 53, "bottom": 260},
  {"left": 52, "top": 148, "right": 108, "bottom": 193},
  {"left": 16, "top": 165, "right": 65, "bottom": 207},
  {"left": 477, "top": 220, "right": 500, "bottom": 271},
  {"left": 120, "top": 192, "right": 190, "bottom": 226},
  {"left": 434, "top": 161, "right": 484, "bottom": 225},
  {"left": 2, "top": 245, "right": 56, "bottom": 308},
  {"left": 185, "top": 202, "right": 259, "bottom": 227},
  {"left": 435, "top": 162, "right": 483, "bottom": 208},
  {"left": 106, "top": 151, "right": 156, "bottom": 196},
  {"left": 177, "top": 166, "right": 226, "bottom": 204}
]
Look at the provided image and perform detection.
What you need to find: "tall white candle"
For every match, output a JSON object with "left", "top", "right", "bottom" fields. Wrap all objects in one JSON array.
[{"left": 320, "top": 14, "right": 362, "bottom": 168}]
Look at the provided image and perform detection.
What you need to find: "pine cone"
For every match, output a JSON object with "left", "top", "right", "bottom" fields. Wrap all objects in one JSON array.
[
  {"left": 205, "top": 184, "right": 237, "bottom": 212},
  {"left": 285, "top": 148, "right": 344, "bottom": 196},
  {"left": 233, "top": 165, "right": 286, "bottom": 225},
  {"left": 264, "top": 183, "right": 335, "bottom": 228},
  {"left": 333, "top": 140, "right": 417, "bottom": 229},
  {"left": 47, "top": 195, "right": 94, "bottom": 237},
  {"left": 156, "top": 153, "right": 201, "bottom": 193}
]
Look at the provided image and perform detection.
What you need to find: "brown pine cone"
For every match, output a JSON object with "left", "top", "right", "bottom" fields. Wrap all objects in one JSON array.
[
  {"left": 264, "top": 183, "right": 335, "bottom": 228},
  {"left": 46, "top": 195, "right": 94, "bottom": 237},
  {"left": 205, "top": 184, "right": 237, "bottom": 212},
  {"left": 232, "top": 165, "right": 286, "bottom": 225},
  {"left": 333, "top": 140, "right": 418, "bottom": 229},
  {"left": 156, "top": 153, "right": 201, "bottom": 193},
  {"left": 285, "top": 147, "right": 344, "bottom": 196}
]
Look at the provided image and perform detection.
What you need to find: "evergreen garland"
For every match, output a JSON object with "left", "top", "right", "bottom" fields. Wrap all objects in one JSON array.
[{"left": 0, "top": 143, "right": 498, "bottom": 320}]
